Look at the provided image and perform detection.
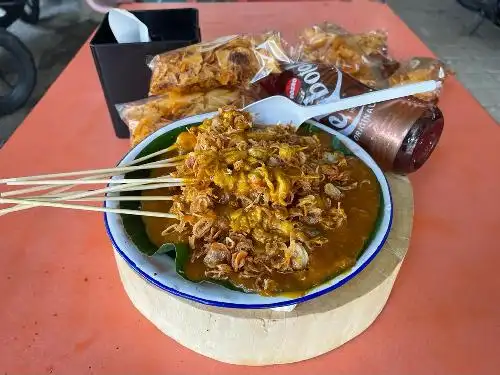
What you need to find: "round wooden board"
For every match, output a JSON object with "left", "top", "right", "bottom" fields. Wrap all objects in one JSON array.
[{"left": 114, "top": 173, "right": 413, "bottom": 365}]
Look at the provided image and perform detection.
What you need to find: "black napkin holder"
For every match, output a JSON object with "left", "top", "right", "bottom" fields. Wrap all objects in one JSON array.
[{"left": 90, "top": 8, "right": 201, "bottom": 138}]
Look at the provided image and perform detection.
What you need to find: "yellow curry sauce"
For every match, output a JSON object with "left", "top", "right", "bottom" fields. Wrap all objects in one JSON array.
[{"left": 140, "top": 129, "right": 381, "bottom": 296}]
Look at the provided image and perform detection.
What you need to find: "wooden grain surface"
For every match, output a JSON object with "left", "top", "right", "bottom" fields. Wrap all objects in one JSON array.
[{"left": 115, "top": 174, "right": 413, "bottom": 365}]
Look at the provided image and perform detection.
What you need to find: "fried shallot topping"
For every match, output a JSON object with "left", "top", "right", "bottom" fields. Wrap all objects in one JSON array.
[{"left": 164, "top": 107, "right": 357, "bottom": 294}]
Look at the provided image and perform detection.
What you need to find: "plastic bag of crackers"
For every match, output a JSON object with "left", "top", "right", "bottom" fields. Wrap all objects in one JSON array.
[
  {"left": 388, "top": 57, "right": 453, "bottom": 102},
  {"left": 293, "top": 22, "right": 400, "bottom": 88},
  {"left": 148, "top": 32, "right": 292, "bottom": 95},
  {"left": 116, "top": 88, "right": 264, "bottom": 146},
  {"left": 294, "top": 22, "right": 452, "bottom": 102},
  {"left": 117, "top": 31, "right": 292, "bottom": 145}
]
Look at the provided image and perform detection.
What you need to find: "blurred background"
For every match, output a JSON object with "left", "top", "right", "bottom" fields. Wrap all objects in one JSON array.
[{"left": 1, "top": 0, "right": 499, "bottom": 148}]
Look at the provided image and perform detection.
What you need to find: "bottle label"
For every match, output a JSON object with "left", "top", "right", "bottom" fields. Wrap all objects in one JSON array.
[
  {"left": 261, "top": 62, "right": 430, "bottom": 170},
  {"left": 282, "top": 62, "right": 375, "bottom": 139}
]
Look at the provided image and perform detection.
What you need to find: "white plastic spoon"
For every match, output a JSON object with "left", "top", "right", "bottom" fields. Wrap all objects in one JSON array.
[{"left": 244, "top": 80, "right": 439, "bottom": 127}]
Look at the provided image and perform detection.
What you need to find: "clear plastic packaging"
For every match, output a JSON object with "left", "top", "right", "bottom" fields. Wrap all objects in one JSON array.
[
  {"left": 388, "top": 57, "right": 453, "bottom": 102},
  {"left": 148, "top": 32, "right": 293, "bottom": 96},
  {"left": 293, "top": 23, "right": 453, "bottom": 101},
  {"left": 294, "top": 22, "right": 399, "bottom": 88},
  {"left": 116, "top": 88, "right": 264, "bottom": 146}
]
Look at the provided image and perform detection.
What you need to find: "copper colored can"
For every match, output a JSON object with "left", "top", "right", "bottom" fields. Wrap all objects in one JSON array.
[{"left": 260, "top": 62, "right": 444, "bottom": 174}]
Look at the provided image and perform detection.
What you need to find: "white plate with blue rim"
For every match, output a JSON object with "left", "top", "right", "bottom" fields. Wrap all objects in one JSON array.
[{"left": 104, "top": 112, "right": 393, "bottom": 310}]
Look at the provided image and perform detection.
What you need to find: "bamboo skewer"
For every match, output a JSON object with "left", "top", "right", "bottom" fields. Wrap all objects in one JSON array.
[
  {"left": 24, "top": 196, "right": 175, "bottom": 202},
  {"left": 1, "top": 172, "right": 122, "bottom": 198},
  {"left": 44, "top": 157, "right": 184, "bottom": 195},
  {"left": 6, "top": 177, "right": 185, "bottom": 186},
  {"left": 107, "top": 182, "right": 185, "bottom": 194},
  {"left": 0, "top": 145, "right": 181, "bottom": 183},
  {"left": 0, "top": 172, "right": 115, "bottom": 198},
  {"left": 0, "top": 198, "right": 177, "bottom": 218},
  {"left": 122, "top": 144, "right": 179, "bottom": 168},
  {"left": 0, "top": 161, "right": 183, "bottom": 198},
  {"left": 32, "top": 190, "right": 99, "bottom": 199},
  {"left": 0, "top": 182, "right": 184, "bottom": 216},
  {"left": 0, "top": 144, "right": 183, "bottom": 216}
]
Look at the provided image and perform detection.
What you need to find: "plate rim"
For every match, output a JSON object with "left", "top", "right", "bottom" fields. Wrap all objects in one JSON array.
[{"left": 104, "top": 113, "right": 393, "bottom": 309}]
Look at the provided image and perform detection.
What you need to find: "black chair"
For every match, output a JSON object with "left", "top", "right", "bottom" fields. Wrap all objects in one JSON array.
[{"left": 0, "top": 0, "right": 38, "bottom": 115}]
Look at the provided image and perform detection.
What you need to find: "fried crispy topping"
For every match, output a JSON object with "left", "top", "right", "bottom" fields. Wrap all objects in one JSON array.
[
  {"left": 148, "top": 33, "right": 289, "bottom": 96},
  {"left": 160, "top": 107, "right": 360, "bottom": 294}
]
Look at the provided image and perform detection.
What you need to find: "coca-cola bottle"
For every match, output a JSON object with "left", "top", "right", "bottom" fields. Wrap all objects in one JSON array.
[{"left": 260, "top": 62, "right": 444, "bottom": 174}]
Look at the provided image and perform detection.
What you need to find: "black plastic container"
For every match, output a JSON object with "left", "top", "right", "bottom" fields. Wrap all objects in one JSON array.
[{"left": 90, "top": 9, "right": 201, "bottom": 138}]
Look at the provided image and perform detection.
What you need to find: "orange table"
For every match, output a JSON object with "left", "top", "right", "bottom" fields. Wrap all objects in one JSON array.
[{"left": 1, "top": 1, "right": 499, "bottom": 374}]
